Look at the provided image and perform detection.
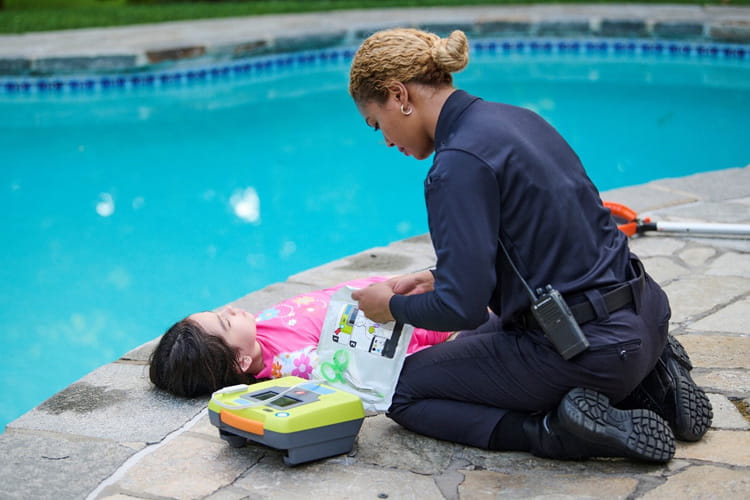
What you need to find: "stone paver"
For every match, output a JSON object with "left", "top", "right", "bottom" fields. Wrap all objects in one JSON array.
[
  {"left": 0, "top": 6, "right": 748, "bottom": 500},
  {"left": 678, "top": 335, "right": 750, "bottom": 369},
  {"left": 640, "top": 464, "right": 750, "bottom": 500},
  {"left": 673, "top": 430, "right": 750, "bottom": 466},
  {"left": 708, "top": 393, "right": 750, "bottom": 431},
  {"left": 689, "top": 297, "right": 750, "bottom": 333},
  {"left": 695, "top": 370, "right": 750, "bottom": 397},
  {"left": 235, "top": 460, "right": 445, "bottom": 499},
  {"left": 111, "top": 432, "right": 264, "bottom": 499},
  {"left": 9, "top": 362, "right": 205, "bottom": 444},
  {"left": 459, "top": 469, "right": 639, "bottom": 499},
  {"left": 0, "top": 430, "right": 135, "bottom": 500},
  {"left": 661, "top": 275, "right": 749, "bottom": 325}
]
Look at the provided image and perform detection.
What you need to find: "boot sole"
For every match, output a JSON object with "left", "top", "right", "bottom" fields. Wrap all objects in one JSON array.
[
  {"left": 665, "top": 353, "right": 713, "bottom": 442},
  {"left": 667, "top": 334, "right": 693, "bottom": 371},
  {"left": 560, "top": 388, "right": 675, "bottom": 463},
  {"left": 626, "top": 336, "right": 713, "bottom": 441}
]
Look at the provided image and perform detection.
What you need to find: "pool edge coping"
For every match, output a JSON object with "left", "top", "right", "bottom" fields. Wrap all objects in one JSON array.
[{"left": 1, "top": 4, "right": 750, "bottom": 76}]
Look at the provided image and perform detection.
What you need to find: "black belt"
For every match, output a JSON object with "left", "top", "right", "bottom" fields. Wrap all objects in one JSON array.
[{"left": 522, "top": 264, "right": 644, "bottom": 330}]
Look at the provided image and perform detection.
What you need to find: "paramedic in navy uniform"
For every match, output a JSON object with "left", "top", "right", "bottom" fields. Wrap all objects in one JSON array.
[{"left": 349, "top": 28, "right": 712, "bottom": 462}]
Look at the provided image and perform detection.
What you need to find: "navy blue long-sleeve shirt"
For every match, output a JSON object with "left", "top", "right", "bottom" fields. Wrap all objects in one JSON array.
[{"left": 389, "top": 90, "right": 632, "bottom": 332}]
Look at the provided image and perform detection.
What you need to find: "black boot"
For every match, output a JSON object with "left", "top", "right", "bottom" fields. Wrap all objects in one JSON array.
[
  {"left": 524, "top": 387, "right": 675, "bottom": 463},
  {"left": 619, "top": 335, "right": 713, "bottom": 441}
]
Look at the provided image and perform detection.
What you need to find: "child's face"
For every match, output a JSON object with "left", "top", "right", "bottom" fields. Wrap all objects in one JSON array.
[{"left": 190, "top": 306, "right": 258, "bottom": 358}]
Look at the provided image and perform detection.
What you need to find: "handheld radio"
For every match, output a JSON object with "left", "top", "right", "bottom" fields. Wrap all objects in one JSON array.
[{"left": 498, "top": 238, "right": 589, "bottom": 360}]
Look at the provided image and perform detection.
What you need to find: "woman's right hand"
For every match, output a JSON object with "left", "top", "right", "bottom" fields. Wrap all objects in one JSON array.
[{"left": 388, "top": 270, "right": 435, "bottom": 295}]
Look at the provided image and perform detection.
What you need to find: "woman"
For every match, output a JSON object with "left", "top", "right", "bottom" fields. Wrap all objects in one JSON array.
[{"left": 349, "top": 28, "right": 711, "bottom": 462}]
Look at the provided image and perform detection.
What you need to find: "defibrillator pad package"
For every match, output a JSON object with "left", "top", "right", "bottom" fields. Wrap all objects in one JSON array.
[{"left": 314, "top": 286, "right": 414, "bottom": 412}]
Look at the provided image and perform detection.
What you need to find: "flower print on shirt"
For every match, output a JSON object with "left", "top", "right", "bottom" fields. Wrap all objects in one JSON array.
[
  {"left": 271, "top": 360, "right": 283, "bottom": 378},
  {"left": 290, "top": 295, "right": 328, "bottom": 315},
  {"left": 293, "top": 295, "right": 314, "bottom": 306},
  {"left": 270, "top": 345, "right": 319, "bottom": 380},
  {"left": 256, "top": 307, "right": 280, "bottom": 322},
  {"left": 291, "top": 352, "right": 313, "bottom": 379},
  {"left": 257, "top": 303, "right": 298, "bottom": 322}
]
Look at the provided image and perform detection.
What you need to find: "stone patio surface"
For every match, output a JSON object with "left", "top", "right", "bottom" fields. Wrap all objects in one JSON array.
[{"left": 1, "top": 5, "right": 748, "bottom": 500}]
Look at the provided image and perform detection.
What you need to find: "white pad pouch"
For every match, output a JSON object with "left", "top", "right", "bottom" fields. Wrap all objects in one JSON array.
[{"left": 313, "top": 286, "right": 414, "bottom": 412}]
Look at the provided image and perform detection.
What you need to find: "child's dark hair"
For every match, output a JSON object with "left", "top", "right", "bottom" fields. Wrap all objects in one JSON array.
[{"left": 149, "top": 317, "right": 256, "bottom": 398}]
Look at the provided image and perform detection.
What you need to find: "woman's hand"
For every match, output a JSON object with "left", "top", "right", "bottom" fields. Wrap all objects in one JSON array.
[
  {"left": 387, "top": 269, "right": 435, "bottom": 295},
  {"left": 351, "top": 282, "right": 395, "bottom": 323}
]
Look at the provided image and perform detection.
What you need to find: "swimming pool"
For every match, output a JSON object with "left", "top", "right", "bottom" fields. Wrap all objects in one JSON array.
[{"left": 1, "top": 37, "right": 749, "bottom": 431}]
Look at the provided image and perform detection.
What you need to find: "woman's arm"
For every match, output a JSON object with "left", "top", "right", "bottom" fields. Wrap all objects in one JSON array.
[
  {"left": 353, "top": 270, "right": 435, "bottom": 323},
  {"left": 389, "top": 151, "right": 500, "bottom": 331}
]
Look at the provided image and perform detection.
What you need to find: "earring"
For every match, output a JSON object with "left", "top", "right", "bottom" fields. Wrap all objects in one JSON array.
[{"left": 400, "top": 104, "right": 413, "bottom": 116}]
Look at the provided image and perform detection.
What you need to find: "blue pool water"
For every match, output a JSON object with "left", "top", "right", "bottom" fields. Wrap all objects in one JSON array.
[{"left": 1, "top": 39, "right": 749, "bottom": 431}]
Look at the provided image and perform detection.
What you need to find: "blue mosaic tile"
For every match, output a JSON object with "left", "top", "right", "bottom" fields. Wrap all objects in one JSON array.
[
  {"left": 557, "top": 41, "right": 582, "bottom": 52},
  {"left": 234, "top": 62, "right": 251, "bottom": 73},
  {"left": 613, "top": 41, "right": 636, "bottom": 52},
  {"left": 36, "top": 80, "right": 65, "bottom": 91},
  {"left": 584, "top": 41, "right": 608, "bottom": 51},
  {"left": 1, "top": 39, "right": 747, "bottom": 96},
  {"left": 186, "top": 70, "right": 207, "bottom": 81},
  {"left": 529, "top": 41, "right": 554, "bottom": 51}
]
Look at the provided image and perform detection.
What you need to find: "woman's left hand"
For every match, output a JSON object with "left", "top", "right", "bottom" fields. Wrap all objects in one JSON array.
[{"left": 351, "top": 282, "right": 396, "bottom": 323}]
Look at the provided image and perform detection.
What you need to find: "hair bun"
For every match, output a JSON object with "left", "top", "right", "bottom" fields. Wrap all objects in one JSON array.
[{"left": 431, "top": 30, "right": 469, "bottom": 73}]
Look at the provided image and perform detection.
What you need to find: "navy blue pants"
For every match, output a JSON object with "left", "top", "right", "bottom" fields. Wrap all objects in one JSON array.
[{"left": 387, "top": 270, "right": 671, "bottom": 449}]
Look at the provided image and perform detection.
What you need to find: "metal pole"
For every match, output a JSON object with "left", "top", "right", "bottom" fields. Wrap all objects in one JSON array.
[{"left": 655, "top": 221, "right": 750, "bottom": 236}]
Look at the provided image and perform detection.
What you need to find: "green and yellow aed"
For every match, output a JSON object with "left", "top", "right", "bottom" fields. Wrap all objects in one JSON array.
[{"left": 208, "top": 376, "right": 365, "bottom": 465}]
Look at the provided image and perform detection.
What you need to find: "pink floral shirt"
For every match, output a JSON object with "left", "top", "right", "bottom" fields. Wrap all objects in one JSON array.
[{"left": 254, "top": 277, "right": 452, "bottom": 380}]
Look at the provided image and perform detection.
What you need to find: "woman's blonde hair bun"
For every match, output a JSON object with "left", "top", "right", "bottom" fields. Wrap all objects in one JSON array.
[
  {"left": 431, "top": 30, "right": 470, "bottom": 73},
  {"left": 349, "top": 27, "right": 470, "bottom": 103}
]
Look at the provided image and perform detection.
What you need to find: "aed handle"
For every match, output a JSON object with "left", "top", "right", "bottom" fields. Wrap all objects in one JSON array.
[{"left": 210, "top": 378, "right": 327, "bottom": 410}]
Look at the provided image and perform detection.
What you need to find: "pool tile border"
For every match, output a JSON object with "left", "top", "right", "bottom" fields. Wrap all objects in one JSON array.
[{"left": 0, "top": 37, "right": 748, "bottom": 96}]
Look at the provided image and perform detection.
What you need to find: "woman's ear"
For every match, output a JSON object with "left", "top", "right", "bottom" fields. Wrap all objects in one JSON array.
[
  {"left": 386, "top": 80, "right": 409, "bottom": 105},
  {"left": 238, "top": 355, "right": 253, "bottom": 373}
]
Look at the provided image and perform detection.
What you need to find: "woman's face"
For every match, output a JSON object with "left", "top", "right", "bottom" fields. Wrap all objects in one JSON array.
[
  {"left": 189, "top": 306, "right": 258, "bottom": 358},
  {"left": 358, "top": 95, "right": 434, "bottom": 160}
]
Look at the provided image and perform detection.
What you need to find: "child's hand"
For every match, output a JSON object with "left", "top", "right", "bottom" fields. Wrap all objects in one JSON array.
[{"left": 351, "top": 282, "right": 395, "bottom": 323}]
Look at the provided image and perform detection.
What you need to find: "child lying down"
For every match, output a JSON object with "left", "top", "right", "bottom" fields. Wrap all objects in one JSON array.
[{"left": 149, "top": 277, "right": 452, "bottom": 398}]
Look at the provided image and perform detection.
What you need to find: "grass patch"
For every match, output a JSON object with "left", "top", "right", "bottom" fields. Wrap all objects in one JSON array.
[{"left": 1, "top": 0, "right": 748, "bottom": 34}]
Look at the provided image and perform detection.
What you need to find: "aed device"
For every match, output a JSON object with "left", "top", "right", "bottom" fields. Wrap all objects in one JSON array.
[{"left": 208, "top": 376, "right": 365, "bottom": 465}]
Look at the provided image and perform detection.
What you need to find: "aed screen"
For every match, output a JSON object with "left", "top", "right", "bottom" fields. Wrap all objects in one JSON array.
[
  {"left": 252, "top": 391, "right": 277, "bottom": 401},
  {"left": 251, "top": 391, "right": 301, "bottom": 408},
  {"left": 271, "top": 395, "right": 300, "bottom": 407}
]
